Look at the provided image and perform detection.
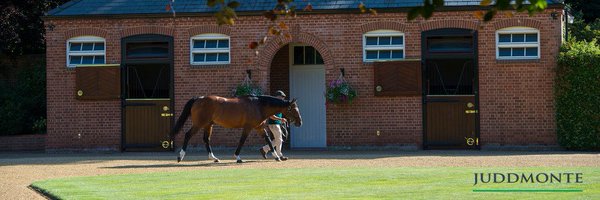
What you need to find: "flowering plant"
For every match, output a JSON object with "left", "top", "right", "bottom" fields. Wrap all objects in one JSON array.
[
  {"left": 233, "top": 83, "right": 263, "bottom": 97},
  {"left": 233, "top": 75, "right": 263, "bottom": 97},
  {"left": 325, "top": 78, "right": 357, "bottom": 104}
]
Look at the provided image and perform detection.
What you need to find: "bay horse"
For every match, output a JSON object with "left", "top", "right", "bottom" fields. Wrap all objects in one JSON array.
[{"left": 170, "top": 95, "right": 302, "bottom": 163}]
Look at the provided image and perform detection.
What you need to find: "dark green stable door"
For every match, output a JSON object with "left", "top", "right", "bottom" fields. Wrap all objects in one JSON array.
[
  {"left": 423, "top": 29, "right": 479, "bottom": 149},
  {"left": 122, "top": 36, "right": 174, "bottom": 151}
]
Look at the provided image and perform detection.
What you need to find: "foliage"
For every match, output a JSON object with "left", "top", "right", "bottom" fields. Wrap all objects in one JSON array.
[
  {"left": 565, "top": 0, "right": 600, "bottom": 23},
  {"left": 32, "top": 117, "right": 47, "bottom": 134},
  {"left": 0, "top": 0, "right": 69, "bottom": 57},
  {"left": 198, "top": 0, "right": 549, "bottom": 30},
  {"left": 568, "top": 12, "right": 600, "bottom": 43},
  {"left": 232, "top": 75, "right": 263, "bottom": 97},
  {"left": 410, "top": 0, "right": 548, "bottom": 21},
  {"left": 31, "top": 167, "right": 600, "bottom": 199},
  {"left": 0, "top": 95, "right": 26, "bottom": 135},
  {"left": 233, "top": 83, "right": 263, "bottom": 97},
  {"left": 555, "top": 40, "right": 600, "bottom": 150},
  {"left": 325, "top": 78, "right": 357, "bottom": 104},
  {"left": 0, "top": 62, "right": 47, "bottom": 135},
  {"left": 161, "top": 0, "right": 554, "bottom": 56}
]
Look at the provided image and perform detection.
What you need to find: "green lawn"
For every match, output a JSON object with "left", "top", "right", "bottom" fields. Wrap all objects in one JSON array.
[{"left": 31, "top": 167, "right": 599, "bottom": 200}]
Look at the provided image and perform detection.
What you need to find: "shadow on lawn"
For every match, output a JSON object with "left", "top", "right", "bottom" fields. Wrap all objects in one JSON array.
[
  {"left": 101, "top": 160, "right": 259, "bottom": 169},
  {"left": 1, "top": 150, "right": 598, "bottom": 166}
]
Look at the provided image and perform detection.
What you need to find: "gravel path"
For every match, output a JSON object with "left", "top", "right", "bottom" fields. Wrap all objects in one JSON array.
[{"left": 1, "top": 150, "right": 598, "bottom": 199}]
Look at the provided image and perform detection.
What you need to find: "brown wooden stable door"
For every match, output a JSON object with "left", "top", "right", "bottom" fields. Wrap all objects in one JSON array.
[
  {"left": 422, "top": 29, "right": 479, "bottom": 149},
  {"left": 425, "top": 96, "right": 477, "bottom": 149},
  {"left": 122, "top": 35, "right": 174, "bottom": 151},
  {"left": 125, "top": 99, "right": 172, "bottom": 151}
]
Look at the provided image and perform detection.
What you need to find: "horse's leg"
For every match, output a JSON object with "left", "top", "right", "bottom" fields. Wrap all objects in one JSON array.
[
  {"left": 203, "top": 124, "right": 219, "bottom": 162},
  {"left": 258, "top": 127, "right": 281, "bottom": 161},
  {"left": 234, "top": 128, "right": 251, "bottom": 163},
  {"left": 178, "top": 126, "right": 199, "bottom": 163}
]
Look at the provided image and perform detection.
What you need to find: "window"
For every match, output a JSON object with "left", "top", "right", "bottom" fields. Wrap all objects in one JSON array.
[
  {"left": 190, "top": 33, "right": 230, "bottom": 65},
  {"left": 293, "top": 46, "right": 324, "bottom": 65},
  {"left": 496, "top": 27, "right": 540, "bottom": 60},
  {"left": 67, "top": 36, "right": 106, "bottom": 67},
  {"left": 363, "top": 30, "right": 405, "bottom": 62},
  {"left": 427, "top": 36, "right": 473, "bottom": 53},
  {"left": 126, "top": 42, "right": 169, "bottom": 59}
]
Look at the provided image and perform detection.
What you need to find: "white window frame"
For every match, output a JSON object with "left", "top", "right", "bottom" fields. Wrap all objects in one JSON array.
[
  {"left": 66, "top": 36, "right": 106, "bottom": 68},
  {"left": 190, "top": 33, "right": 230, "bottom": 65},
  {"left": 496, "top": 26, "right": 540, "bottom": 60},
  {"left": 362, "top": 29, "right": 405, "bottom": 62}
]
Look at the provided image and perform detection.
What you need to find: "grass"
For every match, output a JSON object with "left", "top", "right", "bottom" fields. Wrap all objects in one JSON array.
[{"left": 31, "top": 167, "right": 599, "bottom": 200}]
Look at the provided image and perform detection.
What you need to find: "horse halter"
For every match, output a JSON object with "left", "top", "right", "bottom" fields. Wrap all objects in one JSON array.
[{"left": 284, "top": 103, "right": 300, "bottom": 123}]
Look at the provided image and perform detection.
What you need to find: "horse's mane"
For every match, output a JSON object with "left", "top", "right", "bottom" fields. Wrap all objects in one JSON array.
[{"left": 253, "top": 95, "right": 290, "bottom": 108}]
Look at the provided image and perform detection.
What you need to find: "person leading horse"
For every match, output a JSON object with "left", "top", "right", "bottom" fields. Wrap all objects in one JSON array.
[{"left": 169, "top": 95, "right": 302, "bottom": 163}]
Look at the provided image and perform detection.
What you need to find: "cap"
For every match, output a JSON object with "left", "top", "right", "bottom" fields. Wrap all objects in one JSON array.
[{"left": 274, "top": 90, "right": 286, "bottom": 97}]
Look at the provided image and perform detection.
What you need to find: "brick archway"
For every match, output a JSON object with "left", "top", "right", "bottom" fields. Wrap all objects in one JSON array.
[
  {"left": 493, "top": 18, "right": 542, "bottom": 30},
  {"left": 64, "top": 28, "right": 109, "bottom": 40},
  {"left": 420, "top": 20, "right": 479, "bottom": 31},
  {"left": 120, "top": 26, "right": 175, "bottom": 38},
  {"left": 188, "top": 25, "right": 231, "bottom": 37},
  {"left": 258, "top": 32, "right": 333, "bottom": 96},
  {"left": 360, "top": 21, "right": 407, "bottom": 33},
  {"left": 258, "top": 32, "right": 334, "bottom": 71}
]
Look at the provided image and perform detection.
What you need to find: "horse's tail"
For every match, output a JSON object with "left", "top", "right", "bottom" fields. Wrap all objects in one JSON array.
[{"left": 170, "top": 97, "right": 198, "bottom": 138}]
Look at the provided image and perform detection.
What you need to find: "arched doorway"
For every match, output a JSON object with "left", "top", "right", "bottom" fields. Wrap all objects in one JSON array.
[{"left": 270, "top": 44, "right": 326, "bottom": 149}]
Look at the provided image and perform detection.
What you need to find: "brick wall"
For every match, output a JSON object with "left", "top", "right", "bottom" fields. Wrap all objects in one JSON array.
[
  {"left": 270, "top": 45, "right": 290, "bottom": 96},
  {"left": 1, "top": 134, "right": 45, "bottom": 151},
  {"left": 44, "top": 8, "right": 562, "bottom": 150}
]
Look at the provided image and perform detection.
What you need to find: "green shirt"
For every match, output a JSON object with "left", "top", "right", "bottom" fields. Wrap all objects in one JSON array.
[{"left": 268, "top": 113, "right": 283, "bottom": 125}]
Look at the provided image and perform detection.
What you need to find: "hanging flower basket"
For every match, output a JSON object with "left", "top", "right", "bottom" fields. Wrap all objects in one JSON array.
[
  {"left": 233, "top": 73, "right": 263, "bottom": 97},
  {"left": 325, "top": 74, "right": 357, "bottom": 104}
]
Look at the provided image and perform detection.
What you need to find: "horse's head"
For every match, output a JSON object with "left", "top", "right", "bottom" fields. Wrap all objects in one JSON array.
[{"left": 284, "top": 98, "right": 302, "bottom": 127}]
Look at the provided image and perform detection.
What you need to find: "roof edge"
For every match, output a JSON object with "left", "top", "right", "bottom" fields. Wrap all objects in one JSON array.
[
  {"left": 47, "top": 0, "right": 83, "bottom": 16},
  {"left": 43, "top": 4, "right": 564, "bottom": 20}
]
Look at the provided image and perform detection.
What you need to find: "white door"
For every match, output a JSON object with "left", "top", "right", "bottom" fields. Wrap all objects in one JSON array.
[{"left": 289, "top": 65, "right": 326, "bottom": 148}]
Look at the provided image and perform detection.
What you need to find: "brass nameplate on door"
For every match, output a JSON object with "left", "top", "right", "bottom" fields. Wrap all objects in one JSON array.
[
  {"left": 465, "top": 110, "right": 478, "bottom": 114},
  {"left": 161, "top": 113, "right": 174, "bottom": 117}
]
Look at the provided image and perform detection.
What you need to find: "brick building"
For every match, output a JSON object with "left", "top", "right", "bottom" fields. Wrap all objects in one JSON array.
[{"left": 42, "top": 0, "right": 564, "bottom": 151}]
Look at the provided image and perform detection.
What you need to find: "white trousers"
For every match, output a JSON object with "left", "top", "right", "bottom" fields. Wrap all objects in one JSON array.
[{"left": 262, "top": 124, "right": 283, "bottom": 157}]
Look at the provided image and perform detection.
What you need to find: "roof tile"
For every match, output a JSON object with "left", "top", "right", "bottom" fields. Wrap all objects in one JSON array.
[{"left": 48, "top": 0, "right": 561, "bottom": 16}]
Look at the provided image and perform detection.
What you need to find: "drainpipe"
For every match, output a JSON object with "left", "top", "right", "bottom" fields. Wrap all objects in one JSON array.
[{"left": 564, "top": 7, "right": 569, "bottom": 41}]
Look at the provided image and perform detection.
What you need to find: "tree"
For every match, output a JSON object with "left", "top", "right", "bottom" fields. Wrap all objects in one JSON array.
[
  {"left": 409, "top": 0, "right": 548, "bottom": 21},
  {"left": 565, "top": 0, "right": 600, "bottom": 23},
  {"left": 198, "top": 0, "right": 550, "bottom": 50},
  {"left": 0, "top": 0, "right": 69, "bottom": 57},
  {"left": 568, "top": 12, "right": 600, "bottom": 42}
]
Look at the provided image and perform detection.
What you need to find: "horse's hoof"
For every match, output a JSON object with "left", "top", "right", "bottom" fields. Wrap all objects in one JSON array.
[
  {"left": 177, "top": 157, "right": 181, "bottom": 163},
  {"left": 237, "top": 160, "right": 244, "bottom": 163},
  {"left": 214, "top": 159, "right": 220, "bottom": 163}
]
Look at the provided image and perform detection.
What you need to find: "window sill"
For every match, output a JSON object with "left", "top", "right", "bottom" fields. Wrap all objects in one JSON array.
[
  {"left": 189, "top": 64, "right": 230, "bottom": 69},
  {"left": 496, "top": 59, "right": 540, "bottom": 64},
  {"left": 362, "top": 59, "right": 421, "bottom": 66}
]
